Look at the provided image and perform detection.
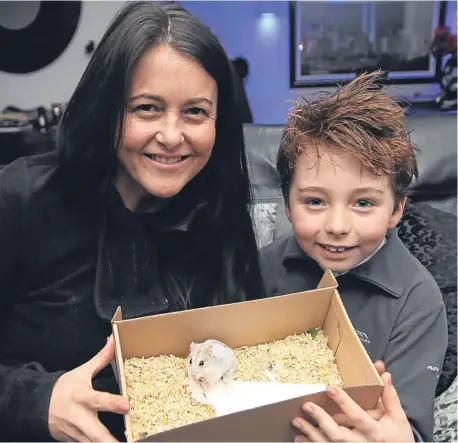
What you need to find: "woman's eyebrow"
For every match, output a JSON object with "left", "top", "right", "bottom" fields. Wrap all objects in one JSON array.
[
  {"left": 129, "top": 94, "right": 213, "bottom": 107},
  {"left": 130, "top": 93, "right": 164, "bottom": 102},
  {"left": 184, "top": 97, "right": 213, "bottom": 106}
]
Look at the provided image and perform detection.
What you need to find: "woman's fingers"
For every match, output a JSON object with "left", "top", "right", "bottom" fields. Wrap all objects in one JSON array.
[
  {"left": 74, "top": 387, "right": 129, "bottom": 414},
  {"left": 63, "top": 426, "right": 90, "bottom": 443},
  {"left": 74, "top": 411, "right": 118, "bottom": 443},
  {"left": 52, "top": 421, "right": 88, "bottom": 443},
  {"left": 81, "top": 335, "right": 116, "bottom": 379}
]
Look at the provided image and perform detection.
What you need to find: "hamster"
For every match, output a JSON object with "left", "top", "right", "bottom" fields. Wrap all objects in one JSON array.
[{"left": 187, "top": 339, "right": 237, "bottom": 393}]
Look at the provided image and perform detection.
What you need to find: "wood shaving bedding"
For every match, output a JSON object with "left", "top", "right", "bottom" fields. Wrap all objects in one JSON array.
[
  {"left": 123, "top": 329, "right": 343, "bottom": 440},
  {"left": 124, "top": 354, "right": 216, "bottom": 440},
  {"left": 233, "top": 330, "right": 343, "bottom": 386}
]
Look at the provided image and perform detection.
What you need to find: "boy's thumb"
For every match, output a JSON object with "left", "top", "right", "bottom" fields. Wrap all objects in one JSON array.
[
  {"left": 83, "top": 335, "right": 116, "bottom": 379},
  {"left": 381, "top": 372, "right": 405, "bottom": 417}
]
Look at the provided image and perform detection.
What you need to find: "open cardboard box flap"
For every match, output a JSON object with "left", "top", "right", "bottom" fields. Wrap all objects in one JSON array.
[{"left": 111, "top": 269, "right": 383, "bottom": 442}]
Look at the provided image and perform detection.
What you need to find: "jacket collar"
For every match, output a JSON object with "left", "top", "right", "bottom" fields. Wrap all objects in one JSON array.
[{"left": 282, "top": 228, "right": 406, "bottom": 298}]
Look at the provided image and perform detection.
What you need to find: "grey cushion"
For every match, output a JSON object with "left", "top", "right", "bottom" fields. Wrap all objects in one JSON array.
[
  {"left": 397, "top": 201, "right": 457, "bottom": 397},
  {"left": 274, "top": 200, "right": 292, "bottom": 239},
  {"left": 407, "top": 113, "right": 457, "bottom": 192},
  {"left": 410, "top": 150, "right": 457, "bottom": 204},
  {"left": 251, "top": 203, "right": 278, "bottom": 249},
  {"left": 434, "top": 376, "right": 457, "bottom": 442},
  {"left": 244, "top": 124, "right": 283, "bottom": 203}
]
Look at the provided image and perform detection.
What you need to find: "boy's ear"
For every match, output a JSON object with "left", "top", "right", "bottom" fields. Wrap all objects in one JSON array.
[{"left": 388, "top": 196, "right": 406, "bottom": 228}]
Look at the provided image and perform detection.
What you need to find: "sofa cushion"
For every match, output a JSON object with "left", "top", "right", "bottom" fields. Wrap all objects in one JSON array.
[
  {"left": 397, "top": 201, "right": 457, "bottom": 397},
  {"left": 410, "top": 151, "right": 457, "bottom": 203},
  {"left": 407, "top": 114, "right": 457, "bottom": 200},
  {"left": 244, "top": 124, "right": 283, "bottom": 203},
  {"left": 274, "top": 201, "right": 292, "bottom": 239},
  {"left": 434, "top": 376, "right": 457, "bottom": 442},
  {"left": 251, "top": 203, "right": 278, "bottom": 249}
]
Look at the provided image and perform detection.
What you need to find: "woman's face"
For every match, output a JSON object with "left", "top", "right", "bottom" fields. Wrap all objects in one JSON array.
[{"left": 116, "top": 44, "right": 218, "bottom": 210}]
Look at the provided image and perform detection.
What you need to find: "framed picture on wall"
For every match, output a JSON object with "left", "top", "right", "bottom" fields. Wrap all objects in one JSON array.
[{"left": 289, "top": 0, "right": 447, "bottom": 88}]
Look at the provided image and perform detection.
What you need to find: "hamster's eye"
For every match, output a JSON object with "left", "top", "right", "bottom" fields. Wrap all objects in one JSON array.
[
  {"left": 189, "top": 358, "right": 192, "bottom": 365},
  {"left": 199, "top": 360, "right": 204, "bottom": 366}
]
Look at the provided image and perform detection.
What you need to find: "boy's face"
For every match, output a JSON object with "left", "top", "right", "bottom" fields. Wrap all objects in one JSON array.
[{"left": 286, "top": 145, "right": 405, "bottom": 273}]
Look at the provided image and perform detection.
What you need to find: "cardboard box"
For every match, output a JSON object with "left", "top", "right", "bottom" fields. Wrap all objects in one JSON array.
[{"left": 111, "top": 270, "right": 383, "bottom": 442}]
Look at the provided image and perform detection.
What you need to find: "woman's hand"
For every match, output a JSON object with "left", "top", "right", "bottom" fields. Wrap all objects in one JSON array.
[
  {"left": 48, "top": 336, "right": 129, "bottom": 442},
  {"left": 292, "top": 368, "right": 414, "bottom": 442}
]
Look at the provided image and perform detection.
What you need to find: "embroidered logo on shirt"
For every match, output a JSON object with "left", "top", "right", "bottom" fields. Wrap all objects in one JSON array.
[
  {"left": 356, "top": 330, "right": 371, "bottom": 344},
  {"left": 426, "top": 365, "right": 440, "bottom": 373}
]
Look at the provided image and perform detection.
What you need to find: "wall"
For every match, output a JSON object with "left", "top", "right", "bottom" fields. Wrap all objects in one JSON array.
[
  {"left": 0, "top": 1, "right": 455, "bottom": 124},
  {"left": 0, "top": 1, "right": 127, "bottom": 111},
  {"left": 183, "top": 1, "right": 294, "bottom": 123},
  {"left": 184, "top": 0, "right": 452, "bottom": 123}
]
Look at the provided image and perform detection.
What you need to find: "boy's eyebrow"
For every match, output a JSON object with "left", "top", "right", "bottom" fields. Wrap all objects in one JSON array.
[
  {"left": 352, "top": 187, "right": 385, "bottom": 195},
  {"left": 130, "top": 93, "right": 213, "bottom": 106},
  {"left": 298, "top": 186, "right": 328, "bottom": 194},
  {"left": 298, "top": 186, "right": 385, "bottom": 195}
]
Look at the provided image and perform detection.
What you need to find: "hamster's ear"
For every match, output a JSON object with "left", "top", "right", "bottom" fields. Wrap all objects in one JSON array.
[{"left": 190, "top": 342, "right": 195, "bottom": 352}]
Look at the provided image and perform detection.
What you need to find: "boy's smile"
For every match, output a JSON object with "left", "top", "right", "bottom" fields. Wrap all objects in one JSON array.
[
  {"left": 286, "top": 144, "right": 405, "bottom": 273},
  {"left": 317, "top": 243, "right": 358, "bottom": 259}
]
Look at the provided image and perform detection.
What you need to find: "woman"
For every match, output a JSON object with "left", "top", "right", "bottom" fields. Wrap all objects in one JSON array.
[{"left": 0, "top": 2, "right": 264, "bottom": 441}]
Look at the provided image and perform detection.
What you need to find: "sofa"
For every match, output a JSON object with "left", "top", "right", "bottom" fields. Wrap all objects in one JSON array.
[{"left": 245, "top": 111, "right": 457, "bottom": 442}]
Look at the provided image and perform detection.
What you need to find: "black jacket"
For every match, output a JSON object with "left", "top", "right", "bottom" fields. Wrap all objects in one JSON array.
[{"left": 0, "top": 152, "right": 215, "bottom": 441}]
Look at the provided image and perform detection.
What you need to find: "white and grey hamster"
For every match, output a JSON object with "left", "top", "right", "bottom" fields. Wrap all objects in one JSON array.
[{"left": 187, "top": 339, "right": 237, "bottom": 393}]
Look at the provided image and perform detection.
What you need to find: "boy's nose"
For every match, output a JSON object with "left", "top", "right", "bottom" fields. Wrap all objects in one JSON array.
[{"left": 324, "top": 209, "right": 351, "bottom": 236}]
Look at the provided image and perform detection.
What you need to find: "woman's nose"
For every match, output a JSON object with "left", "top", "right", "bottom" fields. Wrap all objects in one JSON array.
[{"left": 155, "top": 115, "right": 184, "bottom": 150}]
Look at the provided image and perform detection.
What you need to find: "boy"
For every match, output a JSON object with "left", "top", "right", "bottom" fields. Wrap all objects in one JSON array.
[{"left": 259, "top": 72, "right": 447, "bottom": 442}]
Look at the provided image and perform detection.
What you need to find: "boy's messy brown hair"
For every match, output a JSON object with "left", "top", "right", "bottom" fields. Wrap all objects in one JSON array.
[{"left": 277, "top": 70, "right": 419, "bottom": 209}]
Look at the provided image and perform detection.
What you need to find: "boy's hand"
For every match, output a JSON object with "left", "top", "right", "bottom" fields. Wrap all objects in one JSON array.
[
  {"left": 330, "top": 360, "right": 386, "bottom": 427},
  {"left": 292, "top": 371, "right": 414, "bottom": 442}
]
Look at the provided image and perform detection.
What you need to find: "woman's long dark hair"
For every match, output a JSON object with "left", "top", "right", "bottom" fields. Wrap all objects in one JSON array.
[{"left": 56, "top": 1, "right": 264, "bottom": 308}]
